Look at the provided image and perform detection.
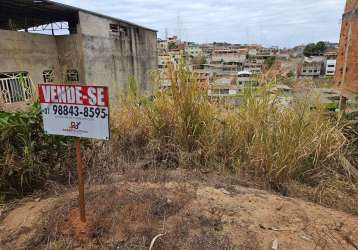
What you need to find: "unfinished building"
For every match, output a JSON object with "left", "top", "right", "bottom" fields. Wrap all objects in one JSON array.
[
  {"left": 0, "top": 0, "right": 157, "bottom": 110},
  {"left": 336, "top": 0, "right": 358, "bottom": 101}
]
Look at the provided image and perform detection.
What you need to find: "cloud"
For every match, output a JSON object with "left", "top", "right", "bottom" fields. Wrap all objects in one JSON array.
[{"left": 56, "top": 0, "right": 344, "bottom": 47}]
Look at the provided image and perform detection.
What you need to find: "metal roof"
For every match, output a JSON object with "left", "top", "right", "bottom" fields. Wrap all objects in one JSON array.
[{"left": 0, "top": 0, "right": 156, "bottom": 32}]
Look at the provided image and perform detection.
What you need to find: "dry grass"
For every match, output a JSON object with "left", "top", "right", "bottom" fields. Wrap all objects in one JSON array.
[
  {"left": 1, "top": 61, "right": 356, "bottom": 216},
  {"left": 91, "top": 60, "right": 358, "bottom": 216},
  {"left": 108, "top": 61, "right": 355, "bottom": 191}
]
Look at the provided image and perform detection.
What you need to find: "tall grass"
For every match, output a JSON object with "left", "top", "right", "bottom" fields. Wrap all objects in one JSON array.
[
  {"left": 111, "top": 61, "right": 353, "bottom": 189},
  {"left": 0, "top": 61, "right": 355, "bottom": 214}
]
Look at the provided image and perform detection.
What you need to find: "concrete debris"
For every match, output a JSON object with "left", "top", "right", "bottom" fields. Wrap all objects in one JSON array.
[
  {"left": 272, "top": 239, "right": 279, "bottom": 250},
  {"left": 300, "top": 235, "right": 312, "bottom": 241},
  {"left": 219, "top": 188, "right": 231, "bottom": 195}
]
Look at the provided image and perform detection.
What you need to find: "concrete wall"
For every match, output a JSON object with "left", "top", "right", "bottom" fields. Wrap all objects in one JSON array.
[
  {"left": 0, "top": 30, "right": 60, "bottom": 84},
  {"left": 56, "top": 34, "right": 86, "bottom": 83},
  {"left": 0, "top": 11, "right": 157, "bottom": 102},
  {"left": 78, "top": 12, "right": 157, "bottom": 97},
  {"left": 0, "top": 30, "right": 84, "bottom": 84},
  {"left": 345, "top": 0, "right": 358, "bottom": 12}
]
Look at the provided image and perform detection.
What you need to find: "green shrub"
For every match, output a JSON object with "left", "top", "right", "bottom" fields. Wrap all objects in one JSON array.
[{"left": 0, "top": 103, "right": 73, "bottom": 199}]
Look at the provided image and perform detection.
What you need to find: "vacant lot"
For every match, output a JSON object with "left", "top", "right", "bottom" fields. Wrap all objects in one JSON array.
[{"left": 1, "top": 168, "right": 358, "bottom": 250}]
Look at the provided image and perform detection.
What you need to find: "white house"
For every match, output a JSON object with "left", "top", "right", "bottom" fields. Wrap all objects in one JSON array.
[{"left": 326, "top": 59, "right": 336, "bottom": 76}]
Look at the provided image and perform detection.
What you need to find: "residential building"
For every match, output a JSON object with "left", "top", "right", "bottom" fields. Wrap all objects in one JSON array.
[
  {"left": 276, "top": 49, "right": 290, "bottom": 60},
  {"left": 158, "top": 39, "right": 168, "bottom": 52},
  {"left": 237, "top": 71, "right": 255, "bottom": 86},
  {"left": 168, "top": 50, "right": 185, "bottom": 64},
  {"left": 324, "top": 48, "right": 338, "bottom": 60},
  {"left": 185, "top": 43, "right": 202, "bottom": 57},
  {"left": 200, "top": 44, "right": 214, "bottom": 59},
  {"left": 298, "top": 57, "right": 325, "bottom": 79},
  {"left": 326, "top": 60, "right": 337, "bottom": 76},
  {"left": 193, "top": 70, "right": 210, "bottom": 85},
  {"left": 336, "top": 0, "right": 358, "bottom": 99},
  {"left": 212, "top": 49, "right": 246, "bottom": 64},
  {"left": 209, "top": 78, "right": 239, "bottom": 97},
  {"left": 167, "top": 36, "right": 181, "bottom": 51},
  {"left": 0, "top": 0, "right": 157, "bottom": 111},
  {"left": 257, "top": 48, "right": 273, "bottom": 59},
  {"left": 158, "top": 54, "right": 171, "bottom": 68},
  {"left": 298, "top": 62, "right": 323, "bottom": 79},
  {"left": 243, "top": 61, "right": 263, "bottom": 75}
]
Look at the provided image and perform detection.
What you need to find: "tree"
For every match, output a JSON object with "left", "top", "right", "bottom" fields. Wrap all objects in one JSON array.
[
  {"left": 303, "top": 43, "right": 316, "bottom": 57},
  {"left": 265, "top": 56, "right": 276, "bottom": 69},
  {"left": 168, "top": 42, "right": 177, "bottom": 50},
  {"left": 303, "top": 41, "right": 327, "bottom": 57},
  {"left": 315, "top": 41, "right": 326, "bottom": 53}
]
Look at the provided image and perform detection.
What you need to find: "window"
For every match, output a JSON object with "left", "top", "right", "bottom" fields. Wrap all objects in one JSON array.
[
  {"left": 43, "top": 70, "right": 55, "bottom": 83},
  {"left": 303, "top": 70, "right": 307, "bottom": 73},
  {"left": 0, "top": 72, "right": 33, "bottom": 104},
  {"left": 220, "top": 89, "right": 230, "bottom": 95},
  {"left": 328, "top": 65, "right": 335, "bottom": 68},
  {"left": 66, "top": 70, "right": 79, "bottom": 82},
  {"left": 109, "top": 23, "right": 128, "bottom": 38}
]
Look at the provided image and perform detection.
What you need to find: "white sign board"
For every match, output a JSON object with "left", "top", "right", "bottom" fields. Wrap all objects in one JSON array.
[{"left": 39, "top": 84, "right": 110, "bottom": 140}]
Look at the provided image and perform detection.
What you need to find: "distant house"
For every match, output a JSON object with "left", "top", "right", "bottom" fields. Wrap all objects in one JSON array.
[
  {"left": 158, "top": 39, "right": 169, "bottom": 52},
  {"left": 322, "top": 48, "right": 337, "bottom": 77},
  {"left": 324, "top": 48, "right": 338, "bottom": 60},
  {"left": 168, "top": 50, "right": 185, "bottom": 64},
  {"left": 237, "top": 71, "right": 253, "bottom": 86},
  {"left": 158, "top": 54, "right": 171, "bottom": 69},
  {"left": 209, "top": 78, "right": 238, "bottom": 97},
  {"left": 269, "top": 84, "right": 292, "bottom": 94},
  {"left": 211, "top": 49, "right": 246, "bottom": 64},
  {"left": 277, "top": 49, "right": 290, "bottom": 60},
  {"left": 185, "top": 43, "right": 202, "bottom": 57},
  {"left": 298, "top": 57, "right": 325, "bottom": 79},
  {"left": 326, "top": 60, "right": 337, "bottom": 76},
  {"left": 243, "top": 62, "right": 263, "bottom": 75}
]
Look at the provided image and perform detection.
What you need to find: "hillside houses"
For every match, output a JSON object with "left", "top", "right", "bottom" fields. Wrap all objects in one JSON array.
[{"left": 156, "top": 37, "right": 343, "bottom": 101}]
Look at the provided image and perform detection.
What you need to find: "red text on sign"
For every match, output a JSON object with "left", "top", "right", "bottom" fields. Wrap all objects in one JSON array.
[{"left": 38, "top": 84, "right": 109, "bottom": 107}]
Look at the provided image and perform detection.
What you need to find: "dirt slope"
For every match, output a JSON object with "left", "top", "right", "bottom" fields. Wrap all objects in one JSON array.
[{"left": 1, "top": 173, "right": 358, "bottom": 250}]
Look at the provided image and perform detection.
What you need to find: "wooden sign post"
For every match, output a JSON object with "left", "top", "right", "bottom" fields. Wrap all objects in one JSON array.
[
  {"left": 75, "top": 138, "right": 86, "bottom": 222},
  {"left": 38, "top": 84, "right": 110, "bottom": 223}
]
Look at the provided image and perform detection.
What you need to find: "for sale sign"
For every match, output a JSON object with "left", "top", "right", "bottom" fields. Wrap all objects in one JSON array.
[{"left": 38, "top": 84, "right": 110, "bottom": 140}]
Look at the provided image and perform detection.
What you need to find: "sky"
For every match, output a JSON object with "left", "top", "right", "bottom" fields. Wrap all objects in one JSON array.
[{"left": 56, "top": 0, "right": 345, "bottom": 48}]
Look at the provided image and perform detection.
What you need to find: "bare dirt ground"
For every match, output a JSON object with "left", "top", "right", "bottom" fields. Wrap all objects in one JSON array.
[{"left": 1, "top": 168, "right": 358, "bottom": 250}]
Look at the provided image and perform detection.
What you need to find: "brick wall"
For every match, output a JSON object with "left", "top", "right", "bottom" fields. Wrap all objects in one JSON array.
[
  {"left": 336, "top": 0, "right": 358, "bottom": 94},
  {"left": 345, "top": 0, "right": 357, "bottom": 12}
]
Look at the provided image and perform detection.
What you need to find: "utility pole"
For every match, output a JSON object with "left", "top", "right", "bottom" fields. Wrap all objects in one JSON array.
[
  {"left": 177, "top": 14, "right": 183, "bottom": 41},
  {"left": 165, "top": 28, "right": 168, "bottom": 40}
]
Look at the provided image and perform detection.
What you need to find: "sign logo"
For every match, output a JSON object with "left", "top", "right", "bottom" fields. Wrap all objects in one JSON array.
[{"left": 70, "top": 122, "right": 81, "bottom": 130}]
